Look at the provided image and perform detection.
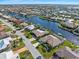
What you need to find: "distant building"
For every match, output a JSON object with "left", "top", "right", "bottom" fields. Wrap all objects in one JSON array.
[
  {"left": 50, "top": 17, "right": 57, "bottom": 20},
  {"left": 57, "top": 17, "right": 65, "bottom": 21},
  {"left": 0, "top": 13, "right": 3, "bottom": 16},
  {"left": 20, "top": 22, "right": 28, "bottom": 27},
  {"left": 52, "top": 46, "right": 79, "bottom": 59},
  {"left": 12, "top": 20, "right": 23, "bottom": 25},
  {"left": 2, "top": 15, "right": 11, "bottom": 19},
  {"left": 0, "top": 50, "right": 20, "bottom": 59},
  {"left": 8, "top": 18, "right": 23, "bottom": 25},
  {"left": 0, "top": 32, "right": 8, "bottom": 39},
  {"left": 32, "top": 29, "right": 48, "bottom": 37},
  {"left": 0, "top": 25, "right": 6, "bottom": 32},
  {"left": 75, "top": 17, "right": 79, "bottom": 20},
  {"left": 40, "top": 35, "right": 63, "bottom": 47}
]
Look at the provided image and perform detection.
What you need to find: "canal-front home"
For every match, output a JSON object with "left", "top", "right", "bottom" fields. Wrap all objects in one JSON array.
[
  {"left": 2, "top": 15, "right": 11, "bottom": 19},
  {"left": 52, "top": 46, "right": 79, "bottom": 59},
  {"left": 0, "top": 50, "right": 20, "bottom": 59},
  {"left": 50, "top": 17, "right": 57, "bottom": 21},
  {"left": 26, "top": 25, "right": 35, "bottom": 30},
  {"left": 11, "top": 19, "right": 23, "bottom": 25},
  {"left": 62, "top": 19, "right": 77, "bottom": 28},
  {"left": 40, "top": 35, "right": 63, "bottom": 47},
  {"left": 57, "top": 17, "right": 66, "bottom": 21},
  {"left": 32, "top": 29, "right": 48, "bottom": 37}
]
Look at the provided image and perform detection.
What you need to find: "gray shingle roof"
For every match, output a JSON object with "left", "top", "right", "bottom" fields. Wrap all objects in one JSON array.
[
  {"left": 40, "top": 35, "right": 62, "bottom": 47},
  {"left": 56, "top": 46, "right": 79, "bottom": 59}
]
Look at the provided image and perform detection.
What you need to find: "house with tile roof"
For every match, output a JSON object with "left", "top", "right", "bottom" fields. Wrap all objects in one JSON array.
[
  {"left": 40, "top": 35, "right": 63, "bottom": 47},
  {"left": 52, "top": 46, "right": 79, "bottom": 59}
]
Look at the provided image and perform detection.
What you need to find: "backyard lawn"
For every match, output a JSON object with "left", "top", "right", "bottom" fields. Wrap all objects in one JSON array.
[
  {"left": 19, "top": 51, "right": 34, "bottom": 59},
  {"left": 23, "top": 30, "right": 32, "bottom": 39},
  {"left": 12, "top": 38, "right": 25, "bottom": 51}
]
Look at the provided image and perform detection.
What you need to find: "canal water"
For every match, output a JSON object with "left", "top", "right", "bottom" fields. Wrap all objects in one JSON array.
[{"left": 7, "top": 12, "right": 79, "bottom": 45}]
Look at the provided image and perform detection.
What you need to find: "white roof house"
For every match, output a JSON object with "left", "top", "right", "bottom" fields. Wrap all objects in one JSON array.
[
  {"left": 0, "top": 50, "right": 20, "bottom": 59},
  {"left": 0, "top": 37, "right": 12, "bottom": 50},
  {"left": 63, "top": 19, "right": 76, "bottom": 28},
  {"left": 32, "top": 29, "right": 48, "bottom": 37},
  {"left": 2, "top": 15, "right": 11, "bottom": 19},
  {"left": 26, "top": 25, "right": 35, "bottom": 30},
  {"left": 0, "top": 13, "right": 3, "bottom": 16}
]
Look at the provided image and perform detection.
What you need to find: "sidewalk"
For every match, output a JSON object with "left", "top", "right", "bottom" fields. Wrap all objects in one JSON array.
[
  {"left": 14, "top": 47, "right": 28, "bottom": 54},
  {"left": 33, "top": 42, "right": 40, "bottom": 48}
]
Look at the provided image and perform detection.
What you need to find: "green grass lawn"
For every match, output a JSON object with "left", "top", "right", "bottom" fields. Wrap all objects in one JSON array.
[
  {"left": 75, "top": 20, "right": 79, "bottom": 24},
  {"left": 0, "top": 21, "right": 3, "bottom": 24},
  {"left": 12, "top": 38, "right": 25, "bottom": 51},
  {"left": 39, "top": 16, "right": 47, "bottom": 20},
  {"left": 37, "top": 45, "right": 58, "bottom": 59},
  {"left": 19, "top": 51, "right": 34, "bottom": 59},
  {"left": 61, "top": 40, "right": 78, "bottom": 49},
  {"left": 23, "top": 30, "right": 32, "bottom": 39},
  {"left": 20, "top": 51, "right": 26, "bottom": 59},
  {"left": 13, "top": 23, "right": 24, "bottom": 30},
  {"left": 4, "top": 27, "right": 12, "bottom": 32},
  {"left": 31, "top": 40, "right": 37, "bottom": 44}
]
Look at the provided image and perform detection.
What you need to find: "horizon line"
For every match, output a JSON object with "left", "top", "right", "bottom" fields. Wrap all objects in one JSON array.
[{"left": 0, "top": 4, "right": 79, "bottom": 5}]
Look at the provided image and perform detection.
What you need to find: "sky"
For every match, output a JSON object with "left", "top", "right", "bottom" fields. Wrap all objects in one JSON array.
[{"left": 0, "top": 0, "right": 79, "bottom": 4}]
